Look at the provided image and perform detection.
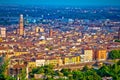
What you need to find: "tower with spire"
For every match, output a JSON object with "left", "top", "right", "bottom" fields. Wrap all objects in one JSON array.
[{"left": 118, "top": 27, "right": 120, "bottom": 40}]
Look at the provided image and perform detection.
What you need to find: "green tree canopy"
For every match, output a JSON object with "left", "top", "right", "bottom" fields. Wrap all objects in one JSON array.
[{"left": 108, "top": 50, "right": 120, "bottom": 59}]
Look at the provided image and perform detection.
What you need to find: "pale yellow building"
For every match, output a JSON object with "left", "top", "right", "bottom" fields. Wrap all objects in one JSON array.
[
  {"left": 14, "top": 51, "right": 28, "bottom": 56},
  {"left": 84, "top": 49, "right": 93, "bottom": 62},
  {"left": 63, "top": 56, "right": 80, "bottom": 65},
  {"left": 45, "top": 57, "right": 63, "bottom": 66},
  {"left": 39, "top": 40, "right": 46, "bottom": 45}
]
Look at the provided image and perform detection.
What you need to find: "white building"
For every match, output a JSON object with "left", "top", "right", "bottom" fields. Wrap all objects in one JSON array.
[
  {"left": 36, "top": 59, "right": 45, "bottom": 67},
  {"left": 0, "top": 27, "right": 6, "bottom": 37}
]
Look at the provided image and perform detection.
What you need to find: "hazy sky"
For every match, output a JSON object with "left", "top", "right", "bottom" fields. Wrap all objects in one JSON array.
[{"left": 0, "top": 0, "right": 120, "bottom": 6}]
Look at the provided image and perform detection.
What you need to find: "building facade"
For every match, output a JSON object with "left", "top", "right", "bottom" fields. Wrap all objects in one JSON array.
[
  {"left": 84, "top": 50, "right": 93, "bottom": 62},
  {"left": 96, "top": 50, "right": 107, "bottom": 61},
  {"left": 0, "top": 27, "right": 6, "bottom": 37}
]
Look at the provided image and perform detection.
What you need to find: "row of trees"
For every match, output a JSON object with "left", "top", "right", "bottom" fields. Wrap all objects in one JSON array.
[
  {"left": 0, "top": 59, "right": 16, "bottom": 80},
  {"left": 30, "top": 60, "right": 120, "bottom": 80},
  {"left": 108, "top": 50, "right": 120, "bottom": 59},
  {"left": 1, "top": 61, "right": 119, "bottom": 80},
  {"left": 114, "top": 40, "right": 120, "bottom": 43},
  {"left": 0, "top": 58, "right": 27, "bottom": 80}
]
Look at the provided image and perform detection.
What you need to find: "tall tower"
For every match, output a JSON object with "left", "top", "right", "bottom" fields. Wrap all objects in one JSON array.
[
  {"left": 118, "top": 27, "right": 120, "bottom": 40},
  {"left": 19, "top": 14, "right": 24, "bottom": 36},
  {"left": 49, "top": 28, "right": 53, "bottom": 37}
]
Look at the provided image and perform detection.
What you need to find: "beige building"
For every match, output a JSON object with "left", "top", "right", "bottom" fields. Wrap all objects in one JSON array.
[
  {"left": 35, "top": 27, "right": 44, "bottom": 33},
  {"left": 0, "top": 27, "right": 6, "bottom": 37},
  {"left": 84, "top": 49, "right": 93, "bottom": 62},
  {"left": 35, "top": 27, "right": 40, "bottom": 33}
]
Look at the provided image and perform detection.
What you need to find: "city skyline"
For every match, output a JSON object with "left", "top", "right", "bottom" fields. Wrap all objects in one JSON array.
[
  {"left": 0, "top": 0, "right": 120, "bottom": 6},
  {"left": 0, "top": 1, "right": 120, "bottom": 80}
]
